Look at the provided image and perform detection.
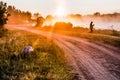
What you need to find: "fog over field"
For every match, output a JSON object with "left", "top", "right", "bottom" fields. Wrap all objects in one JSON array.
[
  {"left": 73, "top": 21, "right": 120, "bottom": 31},
  {"left": 66, "top": 13, "right": 120, "bottom": 31},
  {"left": 42, "top": 12, "right": 120, "bottom": 31}
]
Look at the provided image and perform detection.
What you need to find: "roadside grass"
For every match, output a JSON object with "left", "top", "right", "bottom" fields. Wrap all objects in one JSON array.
[
  {"left": 0, "top": 30, "right": 72, "bottom": 80},
  {"left": 35, "top": 26, "right": 120, "bottom": 47},
  {"left": 55, "top": 30, "right": 120, "bottom": 47}
]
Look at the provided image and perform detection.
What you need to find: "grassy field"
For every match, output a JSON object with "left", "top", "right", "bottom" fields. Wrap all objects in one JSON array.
[
  {"left": 0, "top": 29, "right": 72, "bottom": 80},
  {"left": 55, "top": 30, "right": 120, "bottom": 47},
  {"left": 36, "top": 27, "right": 120, "bottom": 48}
]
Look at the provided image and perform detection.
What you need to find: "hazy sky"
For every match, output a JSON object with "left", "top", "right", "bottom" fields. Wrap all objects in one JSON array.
[{"left": 3, "top": 0, "right": 120, "bottom": 16}]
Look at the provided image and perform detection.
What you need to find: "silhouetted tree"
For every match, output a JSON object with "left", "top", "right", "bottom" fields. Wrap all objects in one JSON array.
[
  {"left": 33, "top": 13, "right": 41, "bottom": 19},
  {"left": 0, "top": 1, "right": 10, "bottom": 28},
  {"left": 93, "top": 12, "right": 101, "bottom": 16},
  {"left": 36, "top": 16, "right": 45, "bottom": 27}
]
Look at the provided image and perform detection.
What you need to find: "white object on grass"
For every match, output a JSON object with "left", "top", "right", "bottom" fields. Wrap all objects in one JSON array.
[{"left": 22, "top": 46, "right": 34, "bottom": 54}]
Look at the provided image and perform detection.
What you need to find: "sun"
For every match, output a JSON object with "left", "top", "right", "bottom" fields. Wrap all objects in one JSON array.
[{"left": 55, "top": 7, "right": 66, "bottom": 17}]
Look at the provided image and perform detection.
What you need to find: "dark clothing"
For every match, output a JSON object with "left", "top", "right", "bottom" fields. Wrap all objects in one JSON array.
[{"left": 90, "top": 22, "right": 94, "bottom": 33}]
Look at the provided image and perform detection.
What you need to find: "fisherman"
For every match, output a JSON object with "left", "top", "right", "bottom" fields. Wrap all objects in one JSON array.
[{"left": 90, "top": 21, "right": 94, "bottom": 33}]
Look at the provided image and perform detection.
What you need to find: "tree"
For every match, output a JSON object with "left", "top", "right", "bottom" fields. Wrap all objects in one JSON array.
[
  {"left": 93, "top": 12, "right": 101, "bottom": 16},
  {"left": 0, "top": 1, "right": 10, "bottom": 28},
  {"left": 36, "top": 16, "right": 45, "bottom": 27},
  {"left": 33, "top": 13, "right": 41, "bottom": 19}
]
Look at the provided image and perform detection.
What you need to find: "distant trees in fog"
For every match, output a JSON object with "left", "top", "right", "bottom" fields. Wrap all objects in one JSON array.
[
  {"left": 93, "top": 12, "right": 101, "bottom": 16},
  {"left": 5, "top": 2, "right": 120, "bottom": 27},
  {"left": 66, "top": 12, "right": 120, "bottom": 22},
  {"left": 7, "top": 5, "right": 32, "bottom": 24},
  {"left": 67, "top": 14, "right": 82, "bottom": 19}
]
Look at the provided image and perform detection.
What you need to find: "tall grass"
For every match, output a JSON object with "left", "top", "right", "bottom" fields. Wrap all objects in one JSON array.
[
  {"left": 0, "top": 30, "right": 72, "bottom": 80},
  {"left": 43, "top": 26, "right": 120, "bottom": 47},
  {"left": 35, "top": 26, "right": 120, "bottom": 47}
]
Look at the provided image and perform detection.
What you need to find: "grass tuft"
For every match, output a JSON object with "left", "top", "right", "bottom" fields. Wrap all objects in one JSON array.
[{"left": 0, "top": 30, "right": 72, "bottom": 80}]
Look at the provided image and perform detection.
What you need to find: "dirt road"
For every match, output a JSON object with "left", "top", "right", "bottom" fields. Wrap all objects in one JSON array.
[{"left": 9, "top": 25, "right": 120, "bottom": 80}]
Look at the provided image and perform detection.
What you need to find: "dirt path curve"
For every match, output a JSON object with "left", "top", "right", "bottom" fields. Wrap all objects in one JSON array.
[{"left": 10, "top": 25, "right": 120, "bottom": 80}]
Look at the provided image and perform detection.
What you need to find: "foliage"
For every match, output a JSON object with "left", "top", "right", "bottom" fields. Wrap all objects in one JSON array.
[
  {"left": 54, "top": 22, "right": 73, "bottom": 30},
  {"left": 0, "top": 1, "right": 10, "bottom": 27},
  {"left": 93, "top": 12, "right": 101, "bottom": 16},
  {"left": 0, "top": 30, "right": 72, "bottom": 80},
  {"left": 35, "top": 16, "right": 45, "bottom": 27}
]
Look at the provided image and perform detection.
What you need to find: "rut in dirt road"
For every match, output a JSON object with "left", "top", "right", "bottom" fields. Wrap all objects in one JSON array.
[
  {"left": 11, "top": 26, "right": 120, "bottom": 80},
  {"left": 55, "top": 37, "right": 120, "bottom": 80}
]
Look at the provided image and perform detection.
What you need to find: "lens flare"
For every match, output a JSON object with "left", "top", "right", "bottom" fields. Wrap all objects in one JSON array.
[{"left": 55, "top": 7, "right": 66, "bottom": 17}]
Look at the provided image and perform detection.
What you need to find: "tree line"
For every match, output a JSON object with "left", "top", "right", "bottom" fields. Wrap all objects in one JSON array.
[
  {"left": 0, "top": 1, "right": 120, "bottom": 31},
  {"left": 7, "top": 6, "right": 31, "bottom": 24}
]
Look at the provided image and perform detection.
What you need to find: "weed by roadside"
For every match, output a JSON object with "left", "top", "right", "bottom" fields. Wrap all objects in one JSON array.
[{"left": 0, "top": 30, "right": 72, "bottom": 80}]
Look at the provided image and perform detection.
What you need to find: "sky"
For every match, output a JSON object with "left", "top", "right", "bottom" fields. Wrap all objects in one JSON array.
[{"left": 3, "top": 0, "right": 120, "bottom": 17}]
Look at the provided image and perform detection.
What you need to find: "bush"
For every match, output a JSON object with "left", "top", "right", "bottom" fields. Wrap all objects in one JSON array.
[{"left": 54, "top": 22, "right": 73, "bottom": 30}]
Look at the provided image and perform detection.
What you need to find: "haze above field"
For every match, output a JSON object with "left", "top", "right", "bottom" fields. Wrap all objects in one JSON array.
[
  {"left": 3, "top": 0, "right": 120, "bottom": 31},
  {"left": 3, "top": 0, "right": 120, "bottom": 16}
]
